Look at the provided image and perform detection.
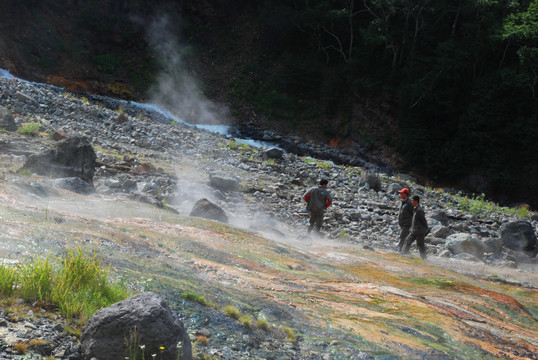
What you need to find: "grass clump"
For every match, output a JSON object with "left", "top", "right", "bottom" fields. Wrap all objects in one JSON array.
[
  {"left": 239, "top": 313, "right": 253, "bottom": 328},
  {"left": 17, "top": 122, "right": 41, "bottom": 136},
  {"left": 12, "top": 341, "right": 28, "bottom": 354},
  {"left": 0, "top": 247, "right": 130, "bottom": 321},
  {"left": 283, "top": 326, "right": 297, "bottom": 342},
  {"left": 256, "top": 318, "right": 270, "bottom": 331},
  {"left": 222, "top": 305, "right": 240, "bottom": 320},
  {"left": 0, "top": 263, "right": 18, "bottom": 295},
  {"left": 181, "top": 291, "right": 207, "bottom": 306},
  {"left": 196, "top": 335, "right": 209, "bottom": 345}
]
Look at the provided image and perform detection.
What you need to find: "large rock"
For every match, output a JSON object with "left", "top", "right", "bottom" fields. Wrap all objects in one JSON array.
[
  {"left": 81, "top": 292, "right": 191, "bottom": 360},
  {"left": 500, "top": 221, "right": 538, "bottom": 257},
  {"left": 359, "top": 173, "right": 381, "bottom": 192},
  {"left": 21, "top": 136, "right": 96, "bottom": 183},
  {"left": 445, "top": 233, "right": 487, "bottom": 259},
  {"left": 53, "top": 177, "right": 94, "bottom": 195},
  {"left": 209, "top": 173, "right": 239, "bottom": 192},
  {"left": 190, "top": 198, "right": 229, "bottom": 223},
  {"left": 483, "top": 237, "right": 503, "bottom": 258},
  {"left": 0, "top": 107, "right": 16, "bottom": 131},
  {"left": 263, "top": 147, "right": 284, "bottom": 160},
  {"left": 430, "top": 224, "right": 451, "bottom": 239},
  {"left": 429, "top": 210, "right": 450, "bottom": 226}
]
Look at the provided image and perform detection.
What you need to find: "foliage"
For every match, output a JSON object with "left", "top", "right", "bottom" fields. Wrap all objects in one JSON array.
[
  {"left": 181, "top": 291, "right": 207, "bottom": 306},
  {"left": 217, "top": 0, "right": 538, "bottom": 207},
  {"left": 238, "top": 313, "right": 253, "bottom": 328},
  {"left": 17, "top": 122, "right": 41, "bottom": 136},
  {"left": 222, "top": 305, "right": 240, "bottom": 320},
  {"left": 93, "top": 53, "right": 123, "bottom": 73},
  {"left": 0, "top": 263, "right": 18, "bottom": 295},
  {"left": 455, "top": 192, "right": 531, "bottom": 218},
  {"left": 256, "top": 318, "right": 269, "bottom": 331},
  {"left": 0, "top": 248, "right": 130, "bottom": 321},
  {"left": 283, "top": 326, "right": 297, "bottom": 342}
]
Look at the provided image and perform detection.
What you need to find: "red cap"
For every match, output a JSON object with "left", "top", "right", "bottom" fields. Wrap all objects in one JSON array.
[{"left": 398, "top": 188, "right": 410, "bottom": 195}]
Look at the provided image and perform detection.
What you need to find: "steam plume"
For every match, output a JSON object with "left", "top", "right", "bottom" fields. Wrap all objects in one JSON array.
[{"left": 146, "top": 16, "right": 229, "bottom": 125}]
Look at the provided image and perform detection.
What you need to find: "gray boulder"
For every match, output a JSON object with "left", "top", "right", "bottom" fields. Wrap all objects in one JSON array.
[
  {"left": 500, "top": 221, "right": 538, "bottom": 257},
  {"left": 387, "top": 183, "right": 404, "bottom": 194},
  {"left": 430, "top": 224, "right": 451, "bottom": 239},
  {"left": 53, "top": 177, "right": 94, "bottom": 195},
  {"left": 81, "top": 292, "right": 191, "bottom": 360},
  {"left": 359, "top": 173, "right": 381, "bottom": 192},
  {"left": 190, "top": 198, "right": 229, "bottom": 223},
  {"left": 21, "top": 136, "right": 96, "bottom": 183},
  {"left": 0, "top": 107, "right": 16, "bottom": 131},
  {"left": 209, "top": 173, "right": 239, "bottom": 192},
  {"left": 445, "top": 233, "right": 487, "bottom": 259},
  {"left": 483, "top": 237, "right": 503, "bottom": 258},
  {"left": 429, "top": 210, "right": 450, "bottom": 226},
  {"left": 263, "top": 147, "right": 284, "bottom": 160},
  {"left": 15, "top": 91, "right": 38, "bottom": 105},
  {"left": 426, "top": 236, "right": 445, "bottom": 246}
]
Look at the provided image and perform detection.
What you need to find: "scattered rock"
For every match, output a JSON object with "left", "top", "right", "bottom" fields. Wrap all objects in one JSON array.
[
  {"left": 445, "top": 233, "right": 487, "bottom": 259},
  {"left": 22, "top": 136, "right": 96, "bottom": 183},
  {"left": 209, "top": 173, "right": 239, "bottom": 192},
  {"left": 81, "top": 292, "right": 192, "bottom": 360},
  {"left": 500, "top": 221, "right": 538, "bottom": 258},
  {"left": 53, "top": 177, "right": 94, "bottom": 194},
  {"left": 359, "top": 173, "right": 381, "bottom": 192},
  {"left": 0, "top": 107, "right": 16, "bottom": 131},
  {"left": 263, "top": 147, "right": 284, "bottom": 160},
  {"left": 52, "top": 128, "right": 69, "bottom": 141},
  {"left": 190, "top": 198, "right": 229, "bottom": 223}
]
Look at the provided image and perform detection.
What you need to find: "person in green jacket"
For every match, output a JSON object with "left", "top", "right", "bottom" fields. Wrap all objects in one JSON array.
[
  {"left": 401, "top": 195, "right": 429, "bottom": 259},
  {"left": 303, "top": 179, "right": 332, "bottom": 235}
]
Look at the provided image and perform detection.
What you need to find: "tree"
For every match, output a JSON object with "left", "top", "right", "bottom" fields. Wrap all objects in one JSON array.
[{"left": 503, "top": 0, "right": 538, "bottom": 97}]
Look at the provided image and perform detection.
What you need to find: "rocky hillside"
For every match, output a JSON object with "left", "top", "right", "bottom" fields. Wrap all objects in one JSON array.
[
  {"left": 1, "top": 0, "right": 537, "bottom": 210},
  {"left": 0, "top": 72, "right": 537, "bottom": 359}
]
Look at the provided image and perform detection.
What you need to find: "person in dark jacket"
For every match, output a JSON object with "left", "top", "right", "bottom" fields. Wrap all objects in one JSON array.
[
  {"left": 401, "top": 195, "right": 429, "bottom": 259},
  {"left": 303, "top": 179, "right": 332, "bottom": 235},
  {"left": 397, "top": 188, "right": 413, "bottom": 252}
]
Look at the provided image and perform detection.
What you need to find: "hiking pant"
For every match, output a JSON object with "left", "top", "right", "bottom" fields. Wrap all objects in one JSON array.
[
  {"left": 401, "top": 231, "right": 427, "bottom": 259},
  {"left": 308, "top": 209, "right": 324, "bottom": 234},
  {"left": 397, "top": 226, "right": 411, "bottom": 252}
]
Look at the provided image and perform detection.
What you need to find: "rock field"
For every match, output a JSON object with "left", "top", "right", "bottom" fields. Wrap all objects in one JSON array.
[{"left": 0, "top": 72, "right": 537, "bottom": 359}]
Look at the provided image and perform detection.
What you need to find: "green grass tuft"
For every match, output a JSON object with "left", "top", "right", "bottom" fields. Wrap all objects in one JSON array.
[
  {"left": 0, "top": 247, "right": 130, "bottom": 322},
  {"left": 222, "top": 305, "right": 240, "bottom": 320},
  {"left": 181, "top": 291, "right": 208, "bottom": 306},
  {"left": 17, "top": 122, "right": 41, "bottom": 136}
]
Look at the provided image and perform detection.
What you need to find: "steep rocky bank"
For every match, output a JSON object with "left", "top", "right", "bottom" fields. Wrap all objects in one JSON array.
[{"left": 0, "top": 73, "right": 537, "bottom": 359}]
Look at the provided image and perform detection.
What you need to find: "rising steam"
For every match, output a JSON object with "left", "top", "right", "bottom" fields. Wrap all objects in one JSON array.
[
  {"left": 143, "top": 16, "right": 307, "bottom": 245},
  {"left": 145, "top": 16, "right": 229, "bottom": 125}
]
